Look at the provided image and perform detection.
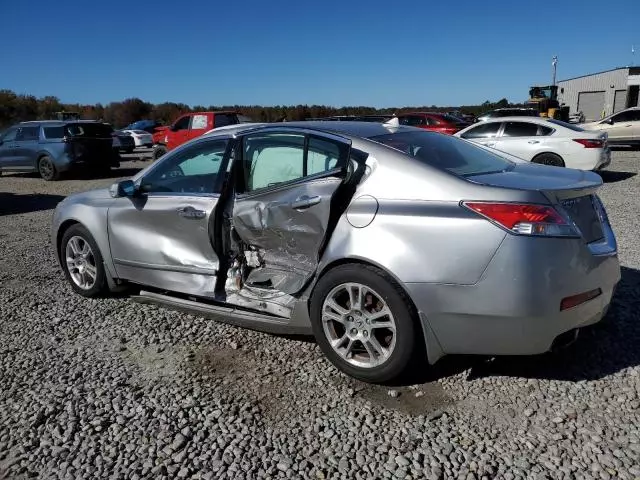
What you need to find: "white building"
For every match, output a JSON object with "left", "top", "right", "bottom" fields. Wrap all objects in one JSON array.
[{"left": 556, "top": 67, "right": 640, "bottom": 121}]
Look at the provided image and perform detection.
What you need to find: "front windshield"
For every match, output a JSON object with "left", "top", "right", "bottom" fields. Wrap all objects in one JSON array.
[{"left": 369, "top": 130, "right": 515, "bottom": 177}]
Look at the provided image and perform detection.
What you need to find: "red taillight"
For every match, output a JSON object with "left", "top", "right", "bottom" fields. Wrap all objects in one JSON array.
[
  {"left": 573, "top": 139, "right": 604, "bottom": 148},
  {"left": 560, "top": 288, "right": 602, "bottom": 311},
  {"left": 463, "top": 202, "right": 578, "bottom": 237}
]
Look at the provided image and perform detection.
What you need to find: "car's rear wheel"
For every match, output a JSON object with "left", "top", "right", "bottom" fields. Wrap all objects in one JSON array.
[
  {"left": 533, "top": 152, "right": 565, "bottom": 167},
  {"left": 310, "top": 264, "right": 420, "bottom": 384},
  {"left": 153, "top": 145, "right": 168, "bottom": 161},
  {"left": 60, "top": 224, "right": 109, "bottom": 298},
  {"left": 38, "top": 155, "right": 60, "bottom": 181}
]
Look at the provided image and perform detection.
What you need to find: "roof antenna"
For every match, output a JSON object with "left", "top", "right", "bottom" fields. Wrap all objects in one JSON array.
[{"left": 383, "top": 117, "right": 399, "bottom": 127}]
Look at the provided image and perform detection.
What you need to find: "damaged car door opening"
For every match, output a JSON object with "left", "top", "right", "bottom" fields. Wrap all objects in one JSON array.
[{"left": 53, "top": 121, "right": 620, "bottom": 384}]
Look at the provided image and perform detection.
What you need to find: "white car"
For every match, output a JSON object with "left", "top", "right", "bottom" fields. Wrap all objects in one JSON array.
[
  {"left": 579, "top": 107, "right": 640, "bottom": 146},
  {"left": 454, "top": 117, "right": 610, "bottom": 170},
  {"left": 120, "top": 130, "right": 153, "bottom": 148}
]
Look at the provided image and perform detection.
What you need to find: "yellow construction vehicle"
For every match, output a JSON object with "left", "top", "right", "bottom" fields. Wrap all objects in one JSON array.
[{"left": 527, "top": 85, "right": 569, "bottom": 121}]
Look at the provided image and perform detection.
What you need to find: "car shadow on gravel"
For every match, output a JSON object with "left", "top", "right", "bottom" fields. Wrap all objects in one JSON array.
[
  {"left": 425, "top": 266, "right": 640, "bottom": 383},
  {"left": 0, "top": 192, "right": 66, "bottom": 216},
  {"left": 599, "top": 170, "right": 637, "bottom": 183}
]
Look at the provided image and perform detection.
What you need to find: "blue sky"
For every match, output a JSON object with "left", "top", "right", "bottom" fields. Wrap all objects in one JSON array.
[{"left": 2, "top": 0, "right": 639, "bottom": 108}]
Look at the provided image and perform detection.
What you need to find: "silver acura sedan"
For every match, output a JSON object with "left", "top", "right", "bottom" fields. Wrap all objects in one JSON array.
[{"left": 51, "top": 121, "right": 621, "bottom": 383}]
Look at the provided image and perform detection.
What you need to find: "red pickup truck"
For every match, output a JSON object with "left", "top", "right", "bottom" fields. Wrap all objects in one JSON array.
[{"left": 152, "top": 111, "right": 250, "bottom": 160}]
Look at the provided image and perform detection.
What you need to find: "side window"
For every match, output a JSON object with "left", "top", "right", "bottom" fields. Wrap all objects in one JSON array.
[
  {"left": 43, "top": 126, "right": 65, "bottom": 139},
  {"left": 502, "top": 122, "right": 540, "bottom": 137},
  {"left": 191, "top": 114, "right": 208, "bottom": 130},
  {"left": 538, "top": 125, "right": 554, "bottom": 136},
  {"left": 173, "top": 116, "right": 190, "bottom": 131},
  {"left": 16, "top": 126, "right": 40, "bottom": 141},
  {"left": 399, "top": 115, "right": 426, "bottom": 127},
  {"left": 244, "top": 133, "right": 305, "bottom": 192},
  {"left": 1, "top": 127, "right": 18, "bottom": 142},
  {"left": 461, "top": 122, "right": 501, "bottom": 139},
  {"left": 140, "top": 140, "right": 229, "bottom": 194},
  {"left": 307, "top": 136, "right": 343, "bottom": 175},
  {"left": 214, "top": 114, "right": 235, "bottom": 128},
  {"left": 616, "top": 110, "right": 640, "bottom": 122}
]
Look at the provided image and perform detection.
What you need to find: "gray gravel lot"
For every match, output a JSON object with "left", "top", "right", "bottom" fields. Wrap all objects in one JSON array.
[{"left": 1, "top": 151, "right": 640, "bottom": 479}]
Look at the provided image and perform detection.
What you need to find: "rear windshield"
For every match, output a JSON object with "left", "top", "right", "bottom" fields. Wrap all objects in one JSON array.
[
  {"left": 547, "top": 119, "right": 585, "bottom": 132},
  {"left": 369, "top": 131, "right": 514, "bottom": 177},
  {"left": 439, "top": 114, "right": 468, "bottom": 124},
  {"left": 65, "top": 123, "right": 113, "bottom": 138}
]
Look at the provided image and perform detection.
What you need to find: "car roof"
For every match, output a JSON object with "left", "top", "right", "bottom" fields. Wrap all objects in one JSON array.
[
  {"left": 204, "top": 120, "right": 425, "bottom": 140},
  {"left": 470, "top": 116, "right": 554, "bottom": 124},
  {"left": 18, "top": 120, "right": 102, "bottom": 126}
]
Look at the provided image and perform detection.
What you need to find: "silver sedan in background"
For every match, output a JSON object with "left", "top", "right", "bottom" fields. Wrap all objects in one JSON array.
[{"left": 51, "top": 121, "right": 620, "bottom": 383}]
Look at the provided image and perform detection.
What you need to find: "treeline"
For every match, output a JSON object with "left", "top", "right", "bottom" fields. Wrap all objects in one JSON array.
[{"left": 0, "top": 89, "right": 519, "bottom": 129}]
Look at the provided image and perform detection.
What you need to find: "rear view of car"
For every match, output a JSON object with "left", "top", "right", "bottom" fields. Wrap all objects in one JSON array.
[{"left": 45, "top": 122, "right": 120, "bottom": 179}]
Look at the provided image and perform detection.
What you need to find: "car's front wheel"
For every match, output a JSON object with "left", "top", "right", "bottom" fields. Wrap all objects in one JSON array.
[
  {"left": 310, "top": 264, "right": 420, "bottom": 384},
  {"left": 60, "top": 224, "right": 109, "bottom": 297}
]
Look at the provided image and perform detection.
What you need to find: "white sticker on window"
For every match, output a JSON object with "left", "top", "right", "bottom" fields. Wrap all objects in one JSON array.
[{"left": 191, "top": 115, "right": 208, "bottom": 130}]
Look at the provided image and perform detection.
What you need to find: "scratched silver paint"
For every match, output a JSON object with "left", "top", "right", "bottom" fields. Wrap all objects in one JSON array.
[{"left": 52, "top": 122, "right": 620, "bottom": 363}]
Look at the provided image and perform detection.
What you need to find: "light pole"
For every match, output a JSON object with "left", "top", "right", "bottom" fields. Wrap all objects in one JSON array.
[{"left": 552, "top": 55, "right": 558, "bottom": 86}]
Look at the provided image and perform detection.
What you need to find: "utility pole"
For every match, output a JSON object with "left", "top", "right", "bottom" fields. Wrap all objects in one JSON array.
[{"left": 552, "top": 55, "right": 558, "bottom": 86}]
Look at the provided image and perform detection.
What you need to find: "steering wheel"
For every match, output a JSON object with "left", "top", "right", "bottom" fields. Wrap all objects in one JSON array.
[{"left": 162, "top": 165, "right": 184, "bottom": 179}]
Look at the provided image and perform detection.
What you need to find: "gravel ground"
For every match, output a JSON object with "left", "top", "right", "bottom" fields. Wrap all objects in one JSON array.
[{"left": 1, "top": 151, "right": 640, "bottom": 479}]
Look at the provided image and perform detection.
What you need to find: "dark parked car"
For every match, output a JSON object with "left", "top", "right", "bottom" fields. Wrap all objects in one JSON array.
[
  {"left": 112, "top": 130, "right": 136, "bottom": 154},
  {"left": 0, "top": 120, "right": 120, "bottom": 181},
  {"left": 123, "top": 120, "right": 164, "bottom": 134},
  {"left": 395, "top": 112, "right": 471, "bottom": 135}
]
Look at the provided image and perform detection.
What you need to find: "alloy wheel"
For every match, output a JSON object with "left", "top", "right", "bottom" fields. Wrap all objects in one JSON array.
[
  {"left": 321, "top": 282, "right": 397, "bottom": 369},
  {"left": 65, "top": 236, "right": 98, "bottom": 290}
]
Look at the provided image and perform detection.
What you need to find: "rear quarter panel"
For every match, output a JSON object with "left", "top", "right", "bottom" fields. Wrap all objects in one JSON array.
[{"left": 316, "top": 139, "right": 510, "bottom": 285}]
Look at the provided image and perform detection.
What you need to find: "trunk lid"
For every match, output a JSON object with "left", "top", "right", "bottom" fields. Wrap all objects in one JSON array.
[{"left": 469, "top": 163, "right": 605, "bottom": 243}]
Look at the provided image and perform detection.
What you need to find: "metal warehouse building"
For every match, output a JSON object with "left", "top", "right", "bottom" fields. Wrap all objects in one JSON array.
[{"left": 557, "top": 67, "right": 640, "bottom": 121}]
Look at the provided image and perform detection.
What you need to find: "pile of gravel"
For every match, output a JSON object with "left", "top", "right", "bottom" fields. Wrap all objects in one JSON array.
[{"left": 1, "top": 154, "right": 639, "bottom": 479}]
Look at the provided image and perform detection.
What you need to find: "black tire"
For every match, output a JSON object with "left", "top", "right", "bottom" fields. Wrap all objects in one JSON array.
[
  {"left": 533, "top": 152, "right": 565, "bottom": 167},
  {"left": 310, "top": 264, "right": 421, "bottom": 384},
  {"left": 38, "top": 155, "right": 60, "bottom": 181},
  {"left": 153, "top": 145, "right": 168, "bottom": 161},
  {"left": 60, "top": 224, "right": 110, "bottom": 298}
]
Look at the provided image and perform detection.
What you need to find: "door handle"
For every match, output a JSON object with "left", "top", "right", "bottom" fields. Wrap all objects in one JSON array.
[
  {"left": 484, "top": 142, "right": 495, "bottom": 147},
  {"left": 291, "top": 195, "right": 321, "bottom": 210},
  {"left": 528, "top": 140, "right": 540, "bottom": 144},
  {"left": 177, "top": 206, "right": 206, "bottom": 219}
]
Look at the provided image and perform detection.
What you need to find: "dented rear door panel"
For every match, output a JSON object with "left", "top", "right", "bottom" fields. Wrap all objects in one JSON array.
[
  {"left": 108, "top": 194, "right": 220, "bottom": 296},
  {"left": 232, "top": 177, "right": 343, "bottom": 294}
]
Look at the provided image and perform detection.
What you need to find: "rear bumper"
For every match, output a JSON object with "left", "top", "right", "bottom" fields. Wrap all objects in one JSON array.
[
  {"left": 564, "top": 148, "right": 610, "bottom": 171},
  {"left": 55, "top": 151, "right": 120, "bottom": 172},
  {"left": 406, "top": 224, "right": 620, "bottom": 362}
]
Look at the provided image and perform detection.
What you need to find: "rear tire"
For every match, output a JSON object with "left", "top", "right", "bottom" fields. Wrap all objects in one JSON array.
[
  {"left": 310, "top": 264, "right": 421, "bottom": 384},
  {"left": 153, "top": 145, "right": 168, "bottom": 161},
  {"left": 532, "top": 152, "right": 565, "bottom": 167},
  {"left": 38, "top": 155, "right": 60, "bottom": 181}
]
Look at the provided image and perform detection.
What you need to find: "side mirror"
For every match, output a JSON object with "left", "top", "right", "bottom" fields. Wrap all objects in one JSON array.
[
  {"left": 109, "top": 179, "right": 137, "bottom": 198},
  {"left": 607, "top": 118, "right": 614, "bottom": 125}
]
